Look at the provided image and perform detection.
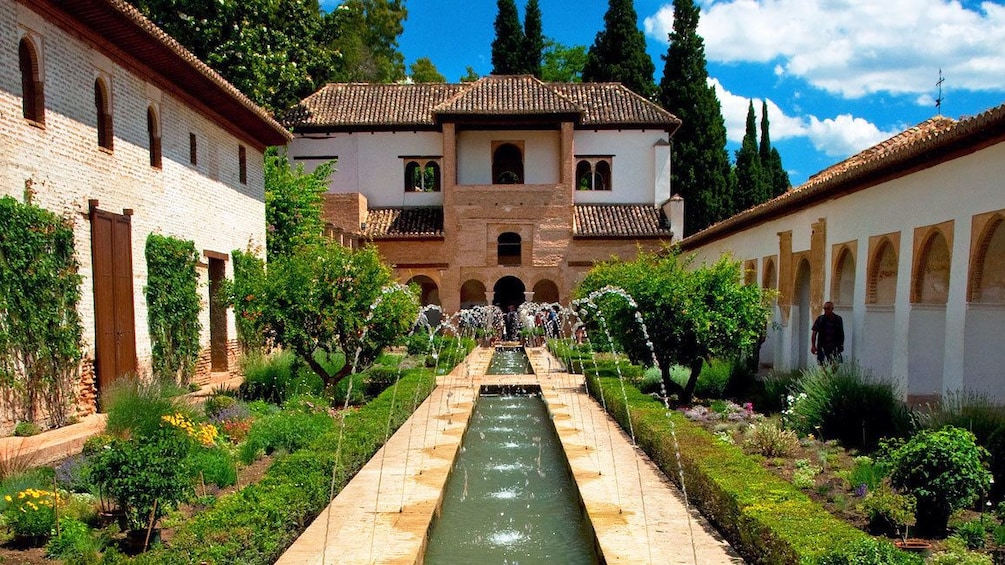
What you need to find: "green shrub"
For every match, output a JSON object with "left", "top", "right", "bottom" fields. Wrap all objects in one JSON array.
[
  {"left": 188, "top": 447, "right": 238, "bottom": 489},
  {"left": 364, "top": 366, "right": 400, "bottom": 398},
  {"left": 239, "top": 350, "right": 325, "bottom": 404},
  {"left": 238, "top": 409, "right": 335, "bottom": 464},
  {"left": 861, "top": 482, "right": 916, "bottom": 536},
  {"left": 742, "top": 421, "right": 798, "bottom": 457},
  {"left": 13, "top": 421, "right": 41, "bottom": 437},
  {"left": 752, "top": 370, "right": 800, "bottom": 414},
  {"left": 847, "top": 455, "right": 887, "bottom": 494},
  {"left": 102, "top": 377, "right": 191, "bottom": 440},
  {"left": 927, "top": 536, "right": 993, "bottom": 565},
  {"left": 2, "top": 486, "right": 62, "bottom": 543},
  {"left": 953, "top": 519, "right": 989, "bottom": 550},
  {"left": 987, "top": 425, "right": 1005, "bottom": 501},
  {"left": 813, "top": 537, "right": 923, "bottom": 565},
  {"left": 330, "top": 373, "right": 366, "bottom": 406},
  {"left": 915, "top": 390, "right": 1005, "bottom": 447},
  {"left": 785, "top": 363, "right": 912, "bottom": 450},
  {"left": 886, "top": 426, "right": 992, "bottom": 535},
  {"left": 204, "top": 394, "right": 238, "bottom": 418},
  {"left": 695, "top": 358, "right": 734, "bottom": 399},
  {"left": 45, "top": 517, "right": 106, "bottom": 563}
]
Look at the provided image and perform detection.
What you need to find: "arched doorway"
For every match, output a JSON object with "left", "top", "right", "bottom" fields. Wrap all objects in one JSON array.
[
  {"left": 407, "top": 275, "right": 441, "bottom": 325},
  {"left": 460, "top": 279, "right": 487, "bottom": 309},
  {"left": 532, "top": 279, "right": 559, "bottom": 303},
  {"left": 493, "top": 276, "right": 526, "bottom": 309}
]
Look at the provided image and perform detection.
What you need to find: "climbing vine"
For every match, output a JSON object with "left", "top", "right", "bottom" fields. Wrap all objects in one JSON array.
[
  {"left": 145, "top": 234, "right": 202, "bottom": 383},
  {"left": 227, "top": 247, "right": 266, "bottom": 352},
  {"left": 0, "top": 196, "right": 83, "bottom": 428}
]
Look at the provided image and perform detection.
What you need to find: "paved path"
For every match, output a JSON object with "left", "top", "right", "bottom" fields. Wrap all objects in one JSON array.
[{"left": 279, "top": 347, "right": 743, "bottom": 564}]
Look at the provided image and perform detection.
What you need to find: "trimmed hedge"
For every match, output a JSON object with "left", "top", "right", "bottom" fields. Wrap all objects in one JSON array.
[
  {"left": 586, "top": 371, "right": 890, "bottom": 564},
  {"left": 135, "top": 368, "right": 439, "bottom": 564}
]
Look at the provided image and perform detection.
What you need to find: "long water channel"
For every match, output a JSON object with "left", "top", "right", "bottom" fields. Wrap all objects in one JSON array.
[{"left": 423, "top": 349, "right": 600, "bottom": 564}]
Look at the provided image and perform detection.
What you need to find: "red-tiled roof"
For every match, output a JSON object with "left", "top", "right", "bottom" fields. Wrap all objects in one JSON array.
[
  {"left": 364, "top": 207, "right": 444, "bottom": 239},
  {"left": 574, "top": 205, "right": 673, "bottom": 238},
  {"left": 41, "top": 0, "right": 291, "bottom": 147},
  {"left": 285, "top": 76, "right": 680, "bottom": 131},
  {"left": 681, "top": 103, "right": 1005, "bottom": 249}
]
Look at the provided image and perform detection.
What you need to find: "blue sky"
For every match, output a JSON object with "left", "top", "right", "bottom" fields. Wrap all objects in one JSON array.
[{"left": 323, "top": 0, "right": 1005, "bottom": 186}]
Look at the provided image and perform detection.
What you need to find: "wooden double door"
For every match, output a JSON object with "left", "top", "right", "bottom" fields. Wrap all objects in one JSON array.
[{"left": 90, "top": 207, "right": 137, "bottom": 396}]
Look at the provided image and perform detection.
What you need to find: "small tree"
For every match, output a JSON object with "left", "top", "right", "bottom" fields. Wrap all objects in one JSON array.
[
  {"left": 575, "top": 249, "right": 771, "bottom": 405},
  {"left": 886, "top": 426, "right": 991, "bottom": 536},
  {"left": 265, "top": 150, "right": 333, "bottom": 260},
  {"left": 257, "top": 242, "right": 418, "bottom": 389}
]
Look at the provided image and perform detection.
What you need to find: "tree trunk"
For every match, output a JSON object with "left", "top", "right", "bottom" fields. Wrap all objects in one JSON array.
[
  {"left": 660, "top": 363, "right": 685, "bottom": 402},
  {"left": 681, "top": 358, "right": 703, "bottom": 406}
]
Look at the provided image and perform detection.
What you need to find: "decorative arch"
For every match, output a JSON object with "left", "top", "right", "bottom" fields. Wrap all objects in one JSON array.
[
  {"left": 831, "top": 244, "right": 856, "bottom": 306},
  {"left": 868, "top": 236, "right": 899, "bottom": 305},
  {"left": 406, "top": 275, "right": 440, "bottom": 306},
  {"left": 532, "top": 279, "right": 560, "bottom": 303},
  {"left": 492, "top": 142, "right": 523, "bottom": 184},
  {"left": 146, "top": 105, "right": 162, "bottom": 168},
  {"left": 497, "top": 232, "right": 521, "bottom": 266},
  {"left": 19, "top": 35, "right": 44, "bottom": 124},
  {"left": 404, "top": 158, "right": 441, "bottom": 192},
  {"left": 762, "top": 257, "right": 777, "bottom": 290},
  {"left": 743, "top": 259, "right": 757, "bottom": 285},
  {"left": 95, "top": 77, "right": 113, "bottom": 150},
  {"left": 969, "top": 212, "right": 1005, "bottom": 303},
  {"left": 575, "top": 160, "right": 591, "bottom": 190},
  {"left": 911, "top": 225, "right": 952, "bottom": 304},
  {"left": 460, "top": 279, "right": 487, "bottom": 308}
]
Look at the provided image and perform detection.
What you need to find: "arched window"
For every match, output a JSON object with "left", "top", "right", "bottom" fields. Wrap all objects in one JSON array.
[
  {"left": 574, "top": 157, "right": 613, "bottom": 190},
  {"left": 498, "top": 232, "right": 521, "bottom": 266},
  {"left": 147, "top": 106, "right": 161, "bottom": 168},
  {"left": 460, "top": 279, "right": 487, "bottom": 308},
  {"left": 493, "top": 143, "right": 523, "bottom": 184},
  {"left": 532, "top": 279, "right": 560, "bottom": 303},
  {"left": 762, "top": 258, "right": 777, "bottom": 290},
  {"left": 404, "top": 159, "right": 441, "bottom": 192},
  {"left": 971, "top": 216, "right": 1005, "bottom": 303},
  {"left": 912, "top": 230, "right": 951, "bottom": 304},
  {"left": 95, "top": 78, "right": 113, "bottom": 150},
  {"left": 19, "top": 37, "right": 44, "bottom": 125},
  {"left": 832, "top": 246, "right": 855, "bottom": 305},
  {"left": 868, "top": 239, "right": 898, "bottom": 304}
]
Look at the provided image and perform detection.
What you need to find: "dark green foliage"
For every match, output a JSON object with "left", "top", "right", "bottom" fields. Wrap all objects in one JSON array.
[
  {"left": 0, "top": 196, "right": 83, "bottom": 428},
  {"left": 733, "top": 100, "right": 765, "bottom": 214},
  {"left": 238, "top": 406, "right": 336, "bottom": 464},
  {"left": 582, "top": 0, "right": 656, "bottom": 99},
  {"left": 987, "top": 426, "right": 1005, "bottom": 500},
  {"left": 491, "top": 0, "right": 526, "bottom": 74},
  {"left": 409, "top": 57, "right": 445, "bottom": 82},
  {"left": 785, "top": 363, "right": 913, "bottom": 450},
  {"left": 658, "top": 0, "right": 732, "bottom": 235},
  {"left": 584, "top": 368, "right": 876, "bottom": 563},
  {"left": 227, "top": 248, "right": 266, "bottom": 352},
  {"left": 264, "top": 151, "right": 332, "bottom": 261},
  {"left": 914, "top": 390, "right": 1005, "bottom": 448},
  {"left": 813, "top": 537, "right": 923, "bottom": 565},
  {"left": 953, "top": 519, "right": 989, "bottom": 550},
  {"left": 576, "top": 250, "right": 771, "bottom": 405},
  {"left": 364, "top": 365, "right": 401, "bottom": 398},
  {"left": 541, "top": 40, "right": 587, "bottom": 82},
  {"left": 238, "top": 350, "right": 326, "bottom": 405},
  {"left": 13, "top": 421, "right": 40, "bottom": 437},
  {"left": 861, "top": 483, "right": 916, "bottom": 536},
  {"left": 45, "top": 517, "right": 107, "bottom": 563},
  {"left": 522, "top": 0, "right": 544, "bottom": 77},
  {"left": 326, "top": 0, "right": 408, "bottom": 84},
  {"left": 145, "top": 234, "right": 202, "bottom": 383},
  {"left": 886, "top": 426, "right": 992, "bottom": 536},
  {"left": 761, "top": 101, "right": 791, "bottom": 197},
  {"left": 187, "top": 447, "right": 238, "bottom": 488}
]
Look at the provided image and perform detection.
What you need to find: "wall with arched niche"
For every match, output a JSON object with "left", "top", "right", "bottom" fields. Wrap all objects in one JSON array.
[
  {"left": 908, "top": 223, "right": 953, "bottom": 400},
  {"left": 965, "top": 210, "right": 1005, "bottom": 395},
  {"left": 830, "top": 242, "right": 856, "bottom": 361},
  {"left": 861, "top": 234, "right": 899, "bottom": 380}
]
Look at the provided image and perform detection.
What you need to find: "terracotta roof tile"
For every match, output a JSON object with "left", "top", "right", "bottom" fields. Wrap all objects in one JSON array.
[
  {"left": 285, "top": 76, "right": 679, "bottom": 130},
  {"left": 364, "top": 207, "right": 444, "bottom": 239},
  {"left": 575, "top": 205, "right": 673, "bottom": 238},
  {"left": 681, "top": 103, "right": 1005, "bottom": 250}
]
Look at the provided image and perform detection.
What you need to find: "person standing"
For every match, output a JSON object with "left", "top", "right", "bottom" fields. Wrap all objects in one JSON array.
[
  {"left": 811, "top": 301, "right": 844, "bottom": 365},
  {"left": 504, "top": 305, "right": 518, "bottom": 342}
]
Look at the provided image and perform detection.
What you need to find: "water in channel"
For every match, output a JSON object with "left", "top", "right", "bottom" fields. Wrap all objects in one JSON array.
[
  {"left": 485, "top": 346, "right": 534, "bottom": 375},
  {"left": 423, "top": 391, "right": 599, "bottom": 564}
]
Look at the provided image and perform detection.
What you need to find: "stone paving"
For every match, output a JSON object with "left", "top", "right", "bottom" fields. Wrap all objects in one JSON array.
[{"left": 278, "top": 346, "right": 744, "bottom": 564}]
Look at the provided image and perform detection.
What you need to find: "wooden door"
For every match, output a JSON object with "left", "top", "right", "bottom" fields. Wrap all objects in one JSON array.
[{"left": 90, "top": 208, "right": 137, "bottom": 395}]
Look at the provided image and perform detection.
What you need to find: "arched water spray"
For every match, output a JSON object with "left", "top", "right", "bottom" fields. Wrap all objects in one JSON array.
[{"left": 575, "top": 285, "right": 699, "bottom": 565}]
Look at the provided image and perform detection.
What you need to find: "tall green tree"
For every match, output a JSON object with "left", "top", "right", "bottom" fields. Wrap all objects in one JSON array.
[
  {"left": 265, "top": 150, "right": 334, "bottom": 260},
  {"left": 658, "top": 0, "right": 731, "bottom": 236},
  {"left": 410, "top": 57, "right": 446, "bottom": 83},
  {"left": 733, "top": 100, "right": 765, "bottom": 214},
  {"left": 541, "top": 40, "right": 588, "bottom": 82},
  {"left": 582, "top": 0, "right": 656, "bottom": 99},
  {"left": 760, "top": 101, "right": 791, "bottom": 197},
  {"left": 325, "top": 0, "right": 408, "bottom": 83},
  {"left": 491, "top": 0, "right": 526, "bottom": 74},
  {"left": 576, "top": 250, "right": 771, "bottom": 405},
  {"left": 522, "top": 0, "right": 544, "bottom": 77}
]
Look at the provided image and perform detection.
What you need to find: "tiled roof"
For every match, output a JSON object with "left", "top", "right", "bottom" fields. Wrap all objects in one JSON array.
[
  {"left": 575, "top": 205, "right": 673, "bottom": 238},
  {"left": 285, "top": 76, "right": 680, "bottom": 130},
  {"left": 49, "top": 0, "right": 290, "bottom": 147},
  {"left": 364, "top": 208, "right": 444, "bottom": 239},
  {"left": 681, "top": 103, "right": 1005, "bottom": 250}
]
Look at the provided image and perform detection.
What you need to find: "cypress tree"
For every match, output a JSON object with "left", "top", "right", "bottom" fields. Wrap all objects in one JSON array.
[
  {"left": 768, "top": 147, "right": 791, "bottom": 197},
  {"left": 760, "top": 100, "right": 791, "bottom": 197},
  {"left": 522, "top": 0, "right": 544, "bottom": 78},
  {"left": 658, "top": 0, "right": 731, "bottom": 235},
  {"left": 491, "top": 0, "right": 526, "bottom": 75},
  {"left": 582, "top": 0, "right": 656, "bottom": 99},
  {"left": 734, "top": 100, "right": 764, "bottom": 213}
]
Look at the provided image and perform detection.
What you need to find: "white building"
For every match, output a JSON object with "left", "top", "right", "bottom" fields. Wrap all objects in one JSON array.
[{"left": 1, "top": 0, "right": 290, "bottom": 421}]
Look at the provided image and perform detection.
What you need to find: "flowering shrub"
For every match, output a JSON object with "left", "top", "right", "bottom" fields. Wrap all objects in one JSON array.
[
  {"left": 3, "top": 488, "right": 64, "bottom": 542},
  {"left": 743, "top": 422, "right": 799, "bottom": 457},
  {"left": 682, "top": 400, "right": 762, "bottom": 425},
  {"left": 220, "top": 418, "right": 253, "bottom": 443},
  {"left": 162, "top": 412, "right": 219, "bottom": 447}
]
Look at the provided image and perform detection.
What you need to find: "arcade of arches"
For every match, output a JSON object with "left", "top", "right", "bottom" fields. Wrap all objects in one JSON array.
[{"left": 408, "top": 274, "right": 562, "bottom": 310}]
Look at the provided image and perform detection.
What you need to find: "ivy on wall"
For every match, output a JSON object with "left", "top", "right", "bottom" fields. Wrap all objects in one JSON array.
[
  {"left": 0, "top": 196, "right": 83, "bottom": 428},
  {"left": 227, "top": 248, "right": 266, "bottom": 352},
  {"left": 145, "top": 234, "right": 202, "bottom": 383}
]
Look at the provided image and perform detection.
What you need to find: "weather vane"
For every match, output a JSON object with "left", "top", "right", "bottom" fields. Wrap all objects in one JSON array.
[{"left": 936, "top": 69, "right": 945, "bottom": 116}]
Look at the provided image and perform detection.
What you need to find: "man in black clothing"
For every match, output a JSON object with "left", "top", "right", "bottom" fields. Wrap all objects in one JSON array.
[{"left": 811, "top": 301, "right": 844, "bottom": 365}]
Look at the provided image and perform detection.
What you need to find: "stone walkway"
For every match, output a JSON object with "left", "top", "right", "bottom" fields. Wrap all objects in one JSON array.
[{"left": 278, "top": 346, "right": 743, "bottom": 564}]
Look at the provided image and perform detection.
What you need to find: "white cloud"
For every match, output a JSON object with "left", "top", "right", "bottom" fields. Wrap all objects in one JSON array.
[
  {"left": 645, "top": 0, "right": 1005, "bottom": 99},
  {"left": 710, "top": 78, "right": 899, "bottom": 157}
]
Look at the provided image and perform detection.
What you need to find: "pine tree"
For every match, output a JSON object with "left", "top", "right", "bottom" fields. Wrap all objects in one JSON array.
[
  {"left": 734, "top": 100, "right": 764, "bottom": 213},
  {"left": 582, "top": 0, "right": 656, "bottom": 99},
  {"left": 658, "top": 0, "right": 731, "bottom": 235},
  {"left": 491, "top": 0, "right": 526, "bottom": 75},
  {"left": 522, "top": 0, "right": 544, "bottom": 78},
  {"left": 760, "top": 100, "right": 791, "bottom": 197}
]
